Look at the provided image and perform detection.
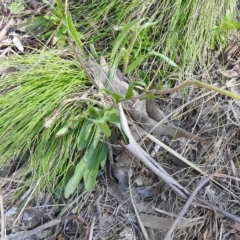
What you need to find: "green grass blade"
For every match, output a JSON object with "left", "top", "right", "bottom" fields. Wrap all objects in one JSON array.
[
  {"left": 148, "top": 51, "right": 178, "bottom": 67},
  {"left": 66, "top": 13, "right": 84, "bottom": 51},
  {"left": 127, "top": 50, "right": 178, "bottom": 74}
]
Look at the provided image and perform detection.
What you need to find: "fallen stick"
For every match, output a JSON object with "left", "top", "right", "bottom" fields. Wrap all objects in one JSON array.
[{"left": 163, "top": 174, "right": 214, "bottom": 240}]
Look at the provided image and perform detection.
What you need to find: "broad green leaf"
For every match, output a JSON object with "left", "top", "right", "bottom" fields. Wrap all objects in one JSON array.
[
  {"left": 108, "top": 115, "right": 120, "bottom": 127},
  {"left": 83, "top": 168, "right": 90, "bottom": 189},
  {"left": 8, "top": 0, "right": 25, "bottom": 14},
  {"left": 64, "top": 161, "right": 85, "bottom": 198},
  {"left": 96, "top": 142, "right": 108, "bottom": 165},
  {"left": 104, "top": 107, "right": 119, "bottom": 118},
  {"left": 84, "top": 131, "right": 102, "bottom": 170},
  {"left": 83, "top": 146, "right": 98, "bottom": 170},
  {"left": 125, "top": 82, "right": 135, "bottom": 99},
  {"left": 65, "top": 141, "right": 108, "bottom": 196},
  {"left": 85, "top": 141, "right": 108, "bottom": 170},
  {"left": 76, "top": 120, "right": 95, "bottom": 150},
  {"left": 65, "top": 138, "right": 107, "bottom": 196},
  {"left": 104, "top": 108, "right": 121, "bottom": 128},
  {"left": 66, "top": 13, "right": 84, "bottom": 51},
  {"left": 110, "top": 19, "right": 139, "bottom": 64},
  {"left": 99, "top": 122, "right": 111, "bottom": 137},
  {"left": 88, "top": 118, "right": 104, "bottom": 124},
  {"left": 88, "top": 106, "right": 102, "bottom": 119},
  {"left": 56, "top": 126, "right": 69, "bottom": 137},
  {"left": 83, "top": 166, "right": 98, "bottom": 191},
  {"left": 53, "top": 25, "right": 67, "bottom": 45},
  {"left": 84, "top": 142, "right": 108, "bottom": 191}
]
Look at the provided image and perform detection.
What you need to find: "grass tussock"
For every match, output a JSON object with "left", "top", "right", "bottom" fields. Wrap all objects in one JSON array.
[{"left": 0, "top": 51, "right": 89, "bottom": 193}]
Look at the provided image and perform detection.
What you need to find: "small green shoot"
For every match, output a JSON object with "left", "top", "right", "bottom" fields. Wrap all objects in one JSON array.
[
  {"left": 56, "top": 125, "right": 70, "bottom": 137},
  {"left": 16, "top": 1, "right": 67, "bottom": 47},
  {"left": 209, "top": 10, "right": 240, "bottom": 49},
  {"left": 221, "top": 10, "right": 240, "bottom": 30}
]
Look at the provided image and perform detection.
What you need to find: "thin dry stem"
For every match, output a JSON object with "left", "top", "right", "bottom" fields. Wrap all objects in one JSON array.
[{"left": 164, "top": 174, "right": 214, "bottom": 240}]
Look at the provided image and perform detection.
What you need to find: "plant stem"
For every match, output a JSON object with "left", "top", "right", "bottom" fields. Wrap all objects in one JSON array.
[{"left": 118, "top": 79, "right": 240, "bottom": 103}]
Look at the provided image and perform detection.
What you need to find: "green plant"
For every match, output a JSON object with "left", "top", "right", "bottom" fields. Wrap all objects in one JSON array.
[
  {"left": 2, "top": 0, "right": 237, "bottom": 200},
  {"left": 62, "top": 4, "right": 240, "bottom": 197},
  {"left": 0, "top": 51, "right": 89, "bottom": 193},
  {"left": 62, "top": 107, "right": 121, "bottom": 197},
  {"left": 210, "top": 10, "right": 240, "bottom": 49},
  {"left": 17, "top": 0, "right": 69, "bottom": 47}
]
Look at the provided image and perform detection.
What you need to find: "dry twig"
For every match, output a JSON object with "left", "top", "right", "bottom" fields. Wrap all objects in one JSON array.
[{"left": 163, "top": 174, "right": 214, "bottom": 240}]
